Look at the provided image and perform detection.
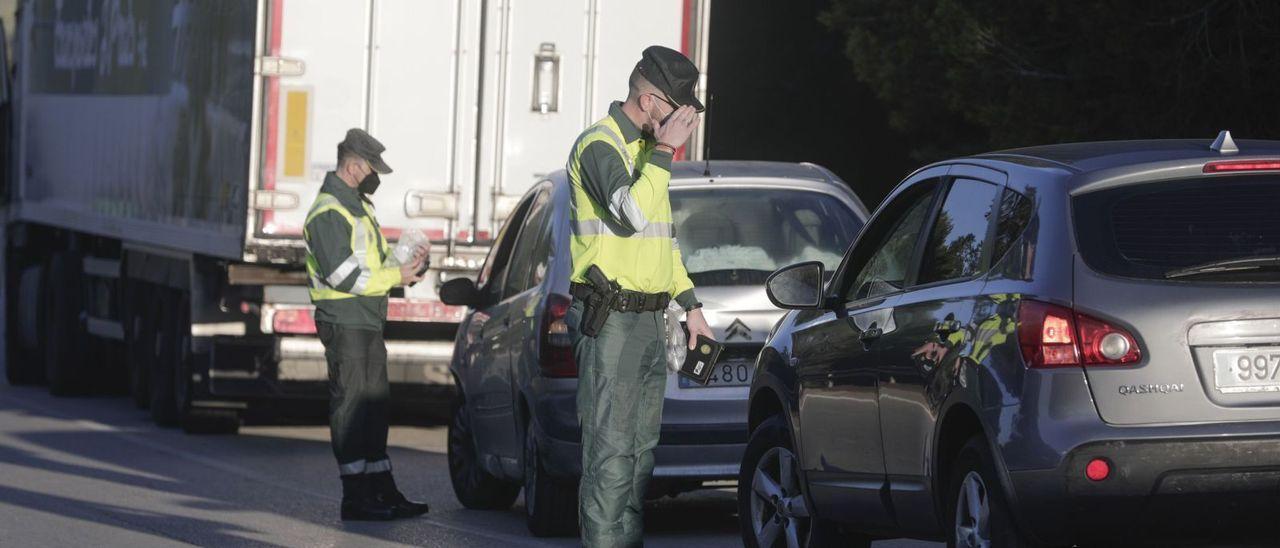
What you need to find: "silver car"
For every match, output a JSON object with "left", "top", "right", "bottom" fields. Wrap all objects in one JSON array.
[
  {"left": 743, "top": 134, "right": 1280, "bottom": 547},
  {"left": 440, "top": 161, "right": 869, "bottom": 537}
]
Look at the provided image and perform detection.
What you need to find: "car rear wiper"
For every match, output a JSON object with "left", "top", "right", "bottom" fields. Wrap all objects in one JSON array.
[{"left": 1164, "top": 255, "right": 1280, "bottom": 279}]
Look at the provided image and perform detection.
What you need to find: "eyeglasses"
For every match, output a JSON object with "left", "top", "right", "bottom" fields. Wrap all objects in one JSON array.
[{"left": 647, "top": 93, "right": 679, "bottom": 111}]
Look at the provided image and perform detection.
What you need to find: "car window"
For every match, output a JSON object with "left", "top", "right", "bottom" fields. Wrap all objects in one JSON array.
[
  {"left": 843, "top": 181, "right": 940, "bottom": 302},
  {"left": 915, "top": 178, "right": 1000, "bottom": 285},
  {"left": 671, "top": 188, "right": 862, "bottom": 286},
  {"left": 1073, "top": 175, "right": 1280, "bottom": 282},
  {"left": 992, "top": 186, "right": 1034, "bottom": 264},
  {"left": 476, "top": 195, "right": 534, "bottom": 301},
  {"left": 503, "top": 188, "right": 551, "bottom": 298}
]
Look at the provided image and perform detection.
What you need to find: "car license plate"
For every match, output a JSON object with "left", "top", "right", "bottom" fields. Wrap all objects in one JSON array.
[
  {"left": 679, "top": 359, "right": 753, "bottom": 388},
  {"left": 1213, "top": 348, "right": 1280, "bottom": 394}
]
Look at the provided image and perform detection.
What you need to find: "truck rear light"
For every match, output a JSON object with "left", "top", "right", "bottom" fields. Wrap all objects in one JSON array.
[
  {"left": 1018, "top": 300, "right": 1142, "bottom": 368},
  {"left": 1202, "top": 159, "right": 1280, "bottom": 173},
  {"left": 539, "top": 293, "right": 577, "bottom": 378},
  {"left": 273, "top": 307, "right": 317, "bottom": 335}
]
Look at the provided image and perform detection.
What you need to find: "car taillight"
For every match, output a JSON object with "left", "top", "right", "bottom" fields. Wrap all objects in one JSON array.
[
  {"left": 1017, "top": 299, "right": 1141, "bottom": 368},
  {"left": 539, "top": 293, "right": 577, "bottom": 378},
  {"left": 1018, "top": 300, "right": 1080, "bottom": 367},
  {"left": 1203, "top": 159, "right": 1280, "bottom": 173},
  {"left": 273, "top": 307, "right": 317, "bottom": 335}
]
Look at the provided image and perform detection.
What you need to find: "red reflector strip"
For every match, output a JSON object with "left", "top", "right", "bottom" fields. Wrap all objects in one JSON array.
[
  {"left": 387, "top": 299, "right": 466, "bottom": 323},
  {"left": 1203, "top": 159, "right": 1280, "bottom": 173}
]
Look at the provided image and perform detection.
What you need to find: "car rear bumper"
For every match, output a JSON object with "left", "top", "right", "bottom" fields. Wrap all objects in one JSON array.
[
  {"left": 1010, "top": 436, "right": 1280, "bottom": 545},
  {"left": 540, "top": 428, "right": 746, "bottom": 481},
  {"left": 533, "top": 387, "right": 747, "bottom": 481}
]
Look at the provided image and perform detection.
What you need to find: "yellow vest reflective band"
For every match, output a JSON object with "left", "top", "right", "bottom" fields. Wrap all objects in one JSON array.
[
  {"left": 567, "top": 115, "right": 693, "bottom": 298},
  {"left": 304, "top": 193, "right": 395, "bottom": 301}
]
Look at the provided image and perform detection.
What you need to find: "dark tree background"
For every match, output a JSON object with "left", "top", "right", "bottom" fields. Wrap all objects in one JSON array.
[{"left": 707, "top": 1, "right": 1280, "bottom": 206}]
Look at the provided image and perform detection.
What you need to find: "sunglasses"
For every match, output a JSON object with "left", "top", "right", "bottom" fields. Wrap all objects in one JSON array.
[{"left": 647, "top": 93, "right": 679, "bottom": 111}]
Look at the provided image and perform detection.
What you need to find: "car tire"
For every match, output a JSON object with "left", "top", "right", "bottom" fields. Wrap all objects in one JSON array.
[
  {"left": 43, "top": 253, "right": 90, "bottom": 396},
  {"left": 739, "top": 415, "right": 870, "bottom": 548},
  {"left": 523, "top": 417, "right": 579, "bottom": 537},
  {"left": 946, "top": 435, "right": 1035, "bottom": 548},
  {"left": 448, "top": 396, "right": 520, "bottom": 510}
]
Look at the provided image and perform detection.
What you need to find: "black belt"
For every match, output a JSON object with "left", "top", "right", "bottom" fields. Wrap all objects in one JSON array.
[{"left": 570, "top": 282, "right": 670, "bottom": 313}]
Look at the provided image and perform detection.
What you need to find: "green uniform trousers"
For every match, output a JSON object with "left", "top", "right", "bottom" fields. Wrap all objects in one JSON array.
[
  {"left": 318, "top": 321, "right": 392, "bottom": 476},
  {"left": 569, "top": 299, "right": 668, "bottom": 548}
]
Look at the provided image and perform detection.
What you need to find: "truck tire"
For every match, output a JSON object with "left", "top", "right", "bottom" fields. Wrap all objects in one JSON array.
[
  {"left": 5, "top": 263, "right": 45, "bottom": 385},
  {"left": 523, "top": 417, "right": 579, "bottom": 537},
  {"left": 149, "top": 290, "right": 180, "bottom": 426},
  {"left": 126, "top": 285, "right": 159, "bottom": 409},
  {"left": 169, "top": 291, "right": 240, "bottom": 436},
  {"left": 448, "top": 396, "right": 520, "bottom": 510},
  {"left": 44, "top": 253, "right": 90, "bottom": 396}
]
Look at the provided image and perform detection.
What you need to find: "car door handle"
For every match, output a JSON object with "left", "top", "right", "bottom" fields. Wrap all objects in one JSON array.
[
  {"left": 934, "top": 320, "right": 961, "bottom": 335},
  {"left": 859, "top": 327, "right": 883, "bottom": 342}
]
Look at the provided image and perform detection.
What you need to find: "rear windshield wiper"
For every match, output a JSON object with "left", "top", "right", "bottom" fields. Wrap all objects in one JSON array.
[{"left": 1165, "top": 255, "right": 1280, "bottom": 279}]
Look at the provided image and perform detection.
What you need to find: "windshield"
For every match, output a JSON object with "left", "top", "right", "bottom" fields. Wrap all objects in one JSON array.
[{"left": 671, "top": 187, "right": 863, "bottom": 286}]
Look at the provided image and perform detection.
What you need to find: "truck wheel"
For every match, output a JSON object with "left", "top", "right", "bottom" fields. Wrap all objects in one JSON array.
[
  {"left": 946, "top": 435, "right": 1032, "bottom": 548},
  {"left": 168, "top": 291, "right": 240, "bottom": 436},
  {"left": 126, "top": 286, "right": 159, "bottom": 409},
  {"left": 149, "top": 290, "right": 180, "bottom": 426},
  {"left": 448, "top": 396, "right": 520, "bottom": 509},
  {"left": 44, "top": 253, "right": 90, "bottom": 396},
  {"left": 5, "top": 263, "right": 45, "bottom": 385},
  {"left": 524, "top": 417, "right": 578, "bottom": 537},
  {"left": 739, "top": 415, "right": 869, "bottom": 548}
]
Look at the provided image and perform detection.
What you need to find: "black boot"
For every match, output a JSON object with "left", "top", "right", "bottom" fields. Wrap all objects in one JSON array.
[
  {"left": 368, "top": 471, "right": 430, "bottom": 518},
  {"left": 340, "top": 474, "right": 396, "bottom": 521}
]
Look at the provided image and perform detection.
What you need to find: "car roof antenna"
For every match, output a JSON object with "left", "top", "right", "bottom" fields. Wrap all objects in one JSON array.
[
  {"left": 703, "top": 93, "right": 713, "bottom": 177},
  {"left": 1210, "top": 130, "right": 1238, "bottom": 154}
]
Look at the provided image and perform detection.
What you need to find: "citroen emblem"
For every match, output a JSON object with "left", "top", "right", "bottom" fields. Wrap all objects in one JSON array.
[{"left": 726, "top": 318, "right": 751, "bottom": 341}]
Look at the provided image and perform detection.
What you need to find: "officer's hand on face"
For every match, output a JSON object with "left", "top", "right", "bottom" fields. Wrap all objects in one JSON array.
[
  {"left": 685, "top": 307, "right": 715, "bottom": 349},
  {"left": 654, "top": 105, "right": 700, "bottom": 149}
]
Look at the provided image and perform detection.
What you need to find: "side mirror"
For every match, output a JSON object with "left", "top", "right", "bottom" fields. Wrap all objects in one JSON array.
[
  {"left": 765, "top": 261, "right": 825, "bottom": 310},
  {"left": 439, "top": 277, "right": 480, "bottom": 308}
]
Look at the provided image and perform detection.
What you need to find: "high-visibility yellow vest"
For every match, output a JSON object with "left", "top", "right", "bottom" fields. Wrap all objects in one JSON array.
[
  {"left": 566, "top": 115, "right": 693, "bottom": 298},
  {"left": 304, "top": 193, "right": 399, "bottom": 301}
]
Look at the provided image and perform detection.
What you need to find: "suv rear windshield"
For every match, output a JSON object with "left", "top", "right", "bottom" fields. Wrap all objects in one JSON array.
[
  {"left": 1074, "top": 176, "right": 1280, "bottom": 282},
  {"left": 671, "top": 187, "right": 862, "bottom": 286}
]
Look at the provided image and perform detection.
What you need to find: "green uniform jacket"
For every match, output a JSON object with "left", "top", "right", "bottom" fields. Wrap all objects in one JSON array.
[
  {"left": 572, "top": 102, "right": 699, "bottom": 310},
  {"left": 305, "top": 173, "right": 391, "bottom": 330}
]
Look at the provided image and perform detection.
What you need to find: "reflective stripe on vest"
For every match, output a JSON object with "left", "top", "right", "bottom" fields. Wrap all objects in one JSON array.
[
  {"left": 566, "top": 116, "right": 678, "bottom": 295},
  {"left": 304, "top": 193, "right": 389, "bottom": 301}
]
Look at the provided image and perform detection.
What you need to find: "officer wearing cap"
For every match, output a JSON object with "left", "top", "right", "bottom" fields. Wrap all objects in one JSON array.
[
  {"left": 565, "top": 46, "right": 716, "bottom": 546},
  {"left": 304, "top": 129, "right": 431, "bottom": 521}
]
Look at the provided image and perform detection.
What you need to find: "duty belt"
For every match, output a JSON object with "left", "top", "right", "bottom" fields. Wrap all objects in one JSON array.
[{"left": 570, "top": 282, "right": 670, "bottom": 313}]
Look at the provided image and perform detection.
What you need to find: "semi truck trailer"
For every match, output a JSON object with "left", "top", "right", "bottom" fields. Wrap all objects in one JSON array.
[{"left": 2, "top": 0, "right": 709, "bottom": 433}]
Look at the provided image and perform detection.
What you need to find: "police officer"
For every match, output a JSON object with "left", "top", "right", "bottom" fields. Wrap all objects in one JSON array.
[
  {"left": 304, "top": 129, "right": 432, "bottom": 521},
  {"left": 566, "top": 46, "right": 716, "bottom": 546}
]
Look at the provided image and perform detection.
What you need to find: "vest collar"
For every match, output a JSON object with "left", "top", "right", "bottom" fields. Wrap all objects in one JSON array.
[
  {"left": 321, "top": 171, "right": 368, "bottom": 216},
  {"left": 608, "top": 101, "right": 645, "bottom": 144}
]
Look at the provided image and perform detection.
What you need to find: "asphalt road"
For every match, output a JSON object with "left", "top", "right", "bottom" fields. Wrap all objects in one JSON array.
[{"left": 0, "top": 380, "right": 940, "bottom": 547}]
